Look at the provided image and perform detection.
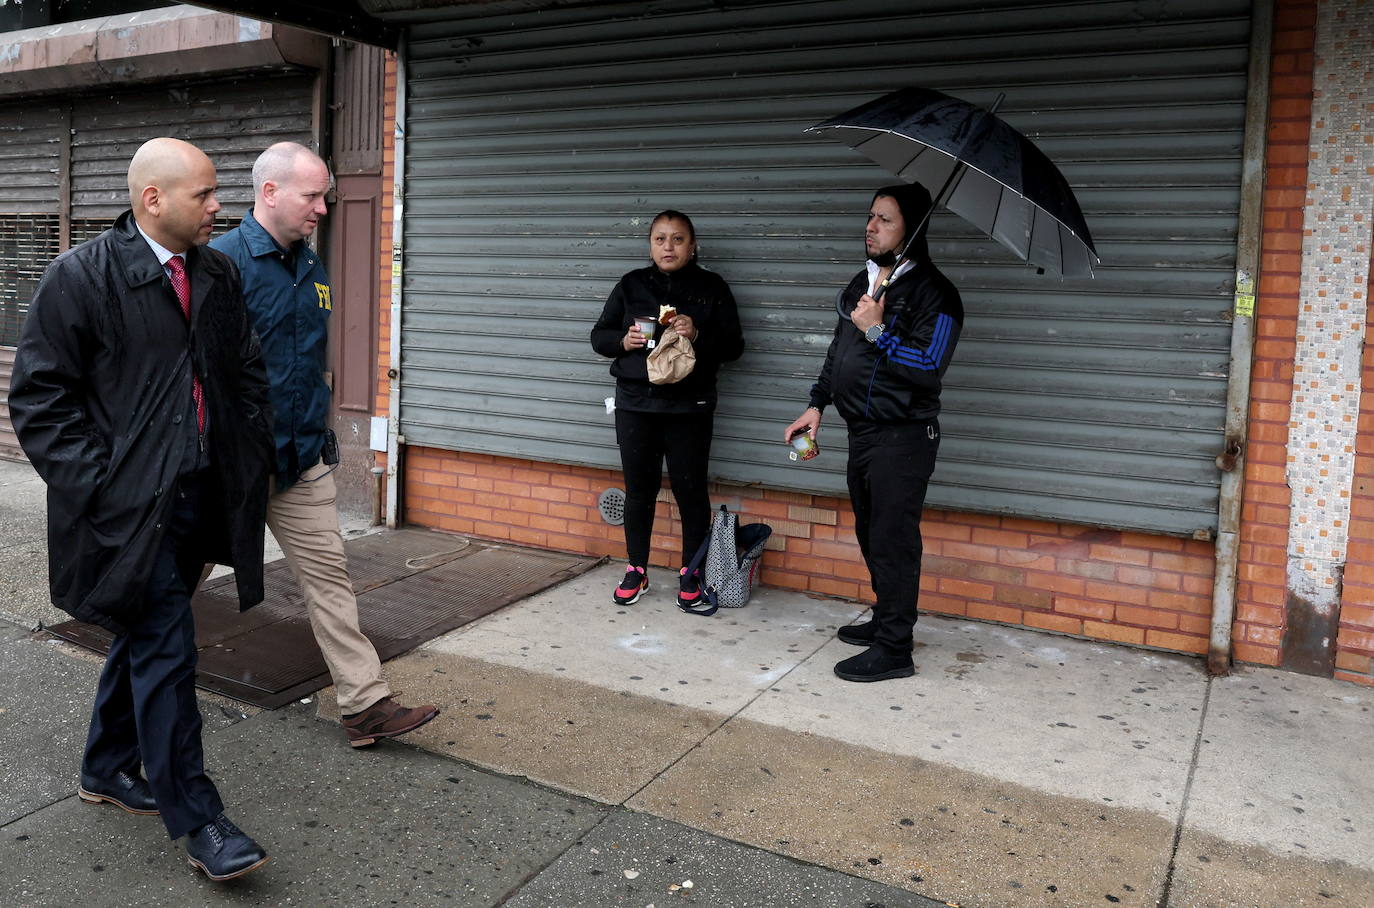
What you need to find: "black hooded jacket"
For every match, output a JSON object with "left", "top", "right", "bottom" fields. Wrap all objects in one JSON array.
[
  {"left": 8, "top": 211, "right": 275, "bottom": 633},
  {"left": 590, "top": 261, "right": 744, "bottom": 413},
  {"left": 809, "top": 256, "right": 964, "bottom": 424},
  {"left": 809, "top": 183, "right": 964, "bottom": 424}
]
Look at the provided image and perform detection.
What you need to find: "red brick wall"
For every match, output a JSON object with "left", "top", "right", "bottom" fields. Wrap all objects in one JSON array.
[
  {"left": 1230, "top": 0, "right": 1315, "bottom": 668},
  {"left": 1337, "top": 257, "right": 1374, "bottom": 687},
  {"left": 403, "top": 446, "right": 1216, "bottom": 655}
]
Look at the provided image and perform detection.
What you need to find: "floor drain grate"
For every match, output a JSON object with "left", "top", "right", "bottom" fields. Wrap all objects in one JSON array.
[
  {"left": 45, "top": 527, "right": 599, "bottom": 709},
  {"left": 598, "top": 487, "right": 626, "bottom": 525}
]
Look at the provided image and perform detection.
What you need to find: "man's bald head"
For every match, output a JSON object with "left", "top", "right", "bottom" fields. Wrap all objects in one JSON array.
[
  {"left": 251, "top": 142, "right": 330, "bottom": 248},
  {"left": 126, "top": 137, "right": 221, "bottom": 253},
  {"left": 127, "top": 138, "right": 210, "bottom": 210}
]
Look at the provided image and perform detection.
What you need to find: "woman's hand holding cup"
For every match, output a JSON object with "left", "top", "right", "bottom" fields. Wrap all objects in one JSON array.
[{"left": 624, "top": 322, "right": 650, "bottom": 351}]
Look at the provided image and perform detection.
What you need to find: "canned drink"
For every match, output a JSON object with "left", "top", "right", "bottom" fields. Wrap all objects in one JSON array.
[{"left": 788, "top": 432, "right": 818, "bottom": 461}]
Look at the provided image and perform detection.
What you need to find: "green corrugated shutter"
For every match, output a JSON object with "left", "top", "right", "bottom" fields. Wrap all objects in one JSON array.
[{"left": 399, "top": 0, "right": 1253, "bottom": 537}]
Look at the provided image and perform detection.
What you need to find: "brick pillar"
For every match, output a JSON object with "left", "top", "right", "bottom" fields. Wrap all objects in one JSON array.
[
  {"left": 1340, "top": 259, "right": 1374, "bottom": 686},
  {"left": 1234, "top": 0, "right": 1317, "bottom": 667}
]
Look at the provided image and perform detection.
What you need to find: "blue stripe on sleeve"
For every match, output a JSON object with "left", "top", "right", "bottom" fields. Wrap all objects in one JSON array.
[{"left": 884, "top": 314, "right": 953, "bottom": 371}]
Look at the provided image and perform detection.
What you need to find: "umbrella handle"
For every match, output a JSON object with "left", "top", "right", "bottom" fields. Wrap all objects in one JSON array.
[{"left": 871, "top": 272, "right": 898, "bottom": 303}]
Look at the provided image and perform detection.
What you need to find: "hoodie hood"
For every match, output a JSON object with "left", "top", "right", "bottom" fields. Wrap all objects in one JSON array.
[{"left": 868, "top": 182, "right": 934, "bottom": 266}]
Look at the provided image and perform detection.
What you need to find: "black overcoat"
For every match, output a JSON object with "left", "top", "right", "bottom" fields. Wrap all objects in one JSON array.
[{"left": 8, "top": 210, "right": 275, "bottom": 634}]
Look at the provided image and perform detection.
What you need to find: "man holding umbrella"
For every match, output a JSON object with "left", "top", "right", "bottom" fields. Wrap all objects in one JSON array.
[{"left": 784, "top": 182, "right": 963, "bottom": 682}]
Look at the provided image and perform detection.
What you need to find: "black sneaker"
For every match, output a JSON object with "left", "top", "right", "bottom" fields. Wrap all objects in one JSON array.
[
  {"left": 836, "top": 619, "right": 876, "bottom": 646},
  {"left": 676, "top": 567, "right": 703, "bottom": 609},
  {"left": 612, "top": 565, "right": 648, "bottom": 605},
  {"left": 834, "top": 645, "right": 915, "bottom": 682}
]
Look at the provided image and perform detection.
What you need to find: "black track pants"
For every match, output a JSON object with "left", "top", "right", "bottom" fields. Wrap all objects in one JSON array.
[
  {"left": 846, "top": 419, "right": 940, "bottom": 651},
  {"left": 615, "top": 408, "right": 714, "bottom": 567}
]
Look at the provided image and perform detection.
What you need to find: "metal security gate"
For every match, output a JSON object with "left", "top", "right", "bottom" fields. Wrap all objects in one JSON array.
[
  {"left": 67, "top": 73, "right": 317, "bottom": 235},
  {"left": 0, "top": 73, "right": 315, "bottom": 461},
  {"left": 0, "top": 100, "right": 63, "bottom": 459},
  {"left": 399, "top": 0, "right": 1254, "bottom": 537}
]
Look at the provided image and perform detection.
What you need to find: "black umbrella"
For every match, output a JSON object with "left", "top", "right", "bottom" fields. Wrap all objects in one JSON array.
[{"left": 807, "top": 86, "right": 1099, "bottom": 291}]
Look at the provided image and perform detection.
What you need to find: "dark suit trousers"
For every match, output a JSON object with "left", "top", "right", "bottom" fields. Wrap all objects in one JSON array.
[
  {"left": 846, "top": 419, "right": 940, "bottom": 652},
  {"left": 82, "top": 476, "right": 224, "bottom": 840}
]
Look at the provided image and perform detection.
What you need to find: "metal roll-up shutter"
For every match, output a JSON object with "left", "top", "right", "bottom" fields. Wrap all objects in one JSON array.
[
  {"left": 68, "top": 73, "right": 317, "bottom": 242},
  {"left": 400, "top": 0, "right": 1253, "bottom": 537},
  {"left": 0, "top": 99, "right": 64, "bottom": 459}
]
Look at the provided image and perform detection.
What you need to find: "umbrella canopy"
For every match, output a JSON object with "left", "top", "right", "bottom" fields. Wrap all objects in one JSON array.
[{"left": 807, "top": 86, "right": 1098, "bottom": 279}]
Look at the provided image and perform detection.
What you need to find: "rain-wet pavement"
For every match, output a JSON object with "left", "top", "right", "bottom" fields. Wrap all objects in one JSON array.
[{"left": 1, "top": 456, "right": 1370, "bottom": 906}]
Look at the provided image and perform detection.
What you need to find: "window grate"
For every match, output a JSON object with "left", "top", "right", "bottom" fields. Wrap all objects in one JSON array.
[{"left": 0, "top": 214, "right": 60, "bottom": 347}]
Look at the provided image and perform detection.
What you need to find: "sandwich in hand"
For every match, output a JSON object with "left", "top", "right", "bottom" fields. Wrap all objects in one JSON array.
[{"left": 658, "top": 304, "right": 678, "bottom": 326}]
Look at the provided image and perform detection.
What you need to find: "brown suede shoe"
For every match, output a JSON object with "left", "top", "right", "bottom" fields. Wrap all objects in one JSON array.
[{"left": 340, "top": 697, "right": 439, "bottom": 748}]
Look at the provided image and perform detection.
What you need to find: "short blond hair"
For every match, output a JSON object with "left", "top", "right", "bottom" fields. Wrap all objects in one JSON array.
[{"left": 251, "top": 142, "right": 323, "bottom": 195}]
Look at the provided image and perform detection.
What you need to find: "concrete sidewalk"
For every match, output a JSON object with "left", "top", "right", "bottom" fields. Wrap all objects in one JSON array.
[
  {"left": 335, "top": 564, "right": 1373, "bottom": 907},
  {"left": 1, "top": 457, "right": 1371, "bottom": 906}
]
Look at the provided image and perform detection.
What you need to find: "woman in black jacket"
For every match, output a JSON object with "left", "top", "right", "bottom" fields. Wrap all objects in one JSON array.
[{"left": 590, "top": 210, "right": 744, "bottom": 608}]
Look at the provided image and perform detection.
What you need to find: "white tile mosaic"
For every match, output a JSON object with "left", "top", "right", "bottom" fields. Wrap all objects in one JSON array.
[{"left": 1285, "top": 0, "right": 1374, "bottom": 580}]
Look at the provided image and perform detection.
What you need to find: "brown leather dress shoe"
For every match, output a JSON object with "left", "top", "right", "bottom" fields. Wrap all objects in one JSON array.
[{"left": 341, "top": 697, "right": 439, "bottom": 748}]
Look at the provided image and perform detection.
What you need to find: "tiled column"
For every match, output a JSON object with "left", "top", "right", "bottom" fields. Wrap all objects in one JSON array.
[{"left": 1283, "top": 0, "right": 1374, "bottom": 674}]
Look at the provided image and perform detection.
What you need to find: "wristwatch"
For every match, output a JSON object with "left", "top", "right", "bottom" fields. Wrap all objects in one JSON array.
[{"left": 864, "top": 323, "right": 885, "bottom": 344}]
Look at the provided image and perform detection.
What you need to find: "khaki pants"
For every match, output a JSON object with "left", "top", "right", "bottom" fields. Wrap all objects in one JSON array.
[{"left": 268, "top": 461, "right": 390, "bottom": 714}]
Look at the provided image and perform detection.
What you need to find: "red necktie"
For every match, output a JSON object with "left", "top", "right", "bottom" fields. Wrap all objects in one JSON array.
[{"left": 167, "top": 255, "right": 205, "bottom": 433}]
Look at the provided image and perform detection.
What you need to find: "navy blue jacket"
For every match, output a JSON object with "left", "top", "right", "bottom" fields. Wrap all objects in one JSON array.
[{"left": 211, "top": 210, "right": 332, "bottom": 488}]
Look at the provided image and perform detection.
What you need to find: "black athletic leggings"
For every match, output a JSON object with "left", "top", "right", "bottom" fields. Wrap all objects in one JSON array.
[{"left": 614, "top": 408, "right": 714, "bottom": 567}]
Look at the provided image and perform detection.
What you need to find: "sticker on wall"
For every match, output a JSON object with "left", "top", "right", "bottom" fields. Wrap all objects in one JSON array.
[{"left": 1233, "top": 269, "right": 1255, "bottom": 319}]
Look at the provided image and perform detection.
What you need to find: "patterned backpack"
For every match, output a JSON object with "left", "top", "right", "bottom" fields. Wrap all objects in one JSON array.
[{"left": 678, "top": 505, "right": 772, "bottom": 616}]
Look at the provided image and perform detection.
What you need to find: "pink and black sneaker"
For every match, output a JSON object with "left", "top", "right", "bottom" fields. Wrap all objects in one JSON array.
[
  {"left": 613, "top": 565, "right": 648, "bottom": 605},
  {"left": 677, "top": 567, "right": 703, "bottom": 609}
]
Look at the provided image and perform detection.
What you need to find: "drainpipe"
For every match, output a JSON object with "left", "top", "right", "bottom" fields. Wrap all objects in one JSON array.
[
  {"left": 385, "top": 41, "right": 407, "bottom": 529},
  {"left": 1209, "top": 0, "right": 1274, "bottom": 676}
]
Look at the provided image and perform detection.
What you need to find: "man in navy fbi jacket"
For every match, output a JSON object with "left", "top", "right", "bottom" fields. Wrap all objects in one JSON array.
[
  {"left": 785, "top": 183, "right": 964, "bottom": 683},
  {"left": 212, "top": 143, "right": 437, "bottom": 746}
]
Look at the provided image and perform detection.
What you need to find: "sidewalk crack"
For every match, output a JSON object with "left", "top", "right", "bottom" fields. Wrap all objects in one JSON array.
[
  {"left": 0, "top": 792, "right": 79, "bottom": 831},
  {"left": 619, "top": 629, "right": 839, "bottom": 806},
  {"left": 493, "top": 812, "right": 615, "bottom": 905},
  {"left": 1157, "top": 675, "right": 1214, "bottom": 907}
]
